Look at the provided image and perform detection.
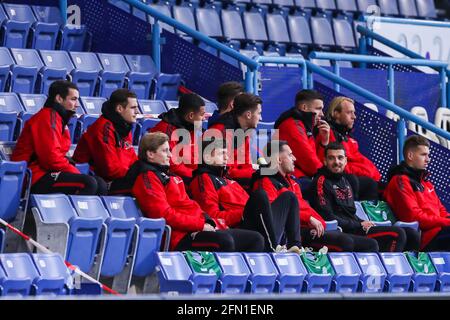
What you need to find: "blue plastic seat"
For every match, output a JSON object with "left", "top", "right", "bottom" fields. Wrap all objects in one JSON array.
[
  {"left": 416, "top": 0, "right": 437, "bottom": 19},
  {"left": 0, "top": 47, "right": 38, "bottom": 94},
  {"left": 0, "top": 4, "right": 30, "bottom": 49},
  {"left": 39, "top": 49, "right": 74, "bottom": 76},
  {"left": 336, "top": 0, "right": 358, "bottom": 12},
  {"left": 273, "top": 0, "right": 295, "bottom": 7},
  {"left": 0, "top": 141, "right": 16, "bottom": 161},
  {"left": 147, "top": 3, "right": 174, "bottom": 33},
  {"left": 294, "top": 0, "right": 316, "bottom": 8},
  {"left": 31, "top": 5, "right": 90, "bottom": 51},
  {"left": 356, "top": 0, "right": 377, "bottom": 13},
  {"left": 242, "top": 253, "right": 278, "bottom": 294},
  {"left": 221, "top": 9, "right": 246, "bottom": 42},
  {"left": 164, "top": 100, "right": 179, "bottom": 110},
  {"left": 172, "top": 6, "right": 197, "bottom": 39},
  {"left": 243, "top": 11, "right": 268, "bottom": 51},
  {"left": 11, "top": 48, "right": 66, "bottom": 94},
  {"left": 31, "top": 253, "right": 71, "bottom": 295},
  {"left": 333, "top": 18, "right": 356, "bottom": 49},
  {"left": 0, "top": 92, "right": 25, "bottom": 141},
  {"left": 379, "top": 253, "right": 413, "bottom": 293},
  {"left": 18, "top": 93, "right": 46, "bottom": 123},
  {"left": 3, "top": 3, "right": 59, "bottom": 50},
  {"left": 196, "top": 8, "right": 223, "bottom": 39},
  {"left": 429, "top": 252, "right": 450, "bottom": 292},
  {"left": 310, "top": 17, "right": 335, "bottom": 48},
  {"left": 0, "top": 160, "right": 27, "bottom": 224},
  {"left": 287, "top": 15, "right": 313, "bottom": 48},
  {"left": 378, "top": 0, "right": 399, "bottom": 16},
  {"left": 266, "top": 14, "right": 290, "bottom": 48},
  {"left": 30, "top": 194, "right": 104, "bottom": 275},
  {"left": 0, "top": 253, "right": 37, "bottom": 296},
  {"left": 101, "top": 196, "right": 167, "bottom": 278},
  {"left": 157, "top": 252, "right": 217, "bottom": 294},
  {"left": 69, "top": 196, "right": 135, "bottom": 278},
  {"left": 316, "top": 0, "right": 336, "bottom": 11},
  {"left": 329, "top": 252, "right": 361, "bottom": 293},
  {"left": 79, "top": 96, "right": 106, "bottom": 115},
  {"left": 69, "top": 51, "right": 101, "bottom": 97},
  {"left": 398, "top": 0, "right": 418, "bottom": 17},
  {"left": 214, "top": 252, "right": 251, "bottom": 294},
  {"left": 354, "top": 252, "right": 387, "bottom": 293},
  {"left": 271, "top": 253, "right": 307, "bottom": 293},
  {"left": 405, "top": 252, "right": 437, "bottom": 293},
  {"left": 96, "top": 53, "right": 129, "bottom": 98},
  {"left": 138, "top": 99, "right": 167, "bottom": 118}
]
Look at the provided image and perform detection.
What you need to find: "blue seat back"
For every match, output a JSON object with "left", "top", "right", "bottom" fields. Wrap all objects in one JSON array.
[
  {"left": 3, "top": 3, "right": 35, "bottom": 24},
  {"left": 380, "top": 253, "right": 413, "bottom": 275},
  {"left": 204, "top": 102, "right": 217, "bottom": 115},
  {"left": 0, "top": 92, "right": 25, "bottom": 113},
  {"left": 316, "top": 0, "right": 336, "bottom": 11},
  {"left": 157, "top": 251, "right": 192, "bottom": 281},
  {"left": 80, "top": 96, "right": 106, "bottom": 115},
  {"left": 97, "top": 53, "right": 130, "bottom": 74},
  {"left": 329, "top": 252, "right": 361, "bottom": 276},
  {"left": 31, "top": 194, "right": 77, "bottom": 223},
  {"left": 0, "top": 161, "right": 27, "bottom": 222},
  {"left": 356, "top": 0, "right": 377, "bottom": 13},
  {"left": 354, "top": 252, "right": 387, "bottom": 292},
  {"left": 0, "top": 47, "right": 14, "bottom": 65},
  {"left": 196, "top": 8, "right": 223, "bottom": 38},
  {"left": 101, "top": 196, "right": 141, "bottom": 220},
  {"left": 336, "top": 0, "right": 358, "bottom": 12},
  {"left": 266, "top": 14, "right": 290, "bottom": 43},
  {"left": 31, "top": 5, "right": 64, "bottom": 25},
  {"left": 429, "top": 252, "right": 450, "bottom": 275},
  {"left": 10, "top": 48, "right": 44, "bottom": 68},
  {"left": 69, "top": 52, "right": 102, "bottom": 72},
  {"left": 148, "top": 4, "right": 174, "bottom": 32},
  {"left": 273, "top": 0, "right": 295, "bottom": 6},
  {"left": 378, "top": 0, "right": 399, "bottom": 15},
  {"left": 172, "top": 6, "right": 197, "bottom": 36},
  {"left": 295, "top": 0, "right": 316, "bottom": 8},
  {"left": 69, "top": 195, "right": 109, "bottom": 220},
  {"left": 39, "top": 50, "right": 74, "bottom": 73},
  {"left": 215, "top": 252, "right": 251, "bottom": 276},
  {"left": 398, "top": 0, "right": 418, "bottom": 17},
  {"left": 164, "top": 100, "right": 178, "bottom": 110},
  {"left": 139, "top": 99, "right": 167, "bottom": 117},
  {"left": 124, "top": 54, "right": 158, "bottom": 77},
  {"left": 416, "top": 0, "right": 437, "bottom": 18},
  {"left": 243, "top": 253, "right": 278, "bottom": 293},
  {"left": 0, "top": 141, "right": 16, "bottom": 160},
  {"left": 0, "top": 253, "right": 37, "bottom": 295},
  {"left": 272, "top": 252, "right": 307, "bottom": 275},
  {"left": 243, "top": 12, "right": 268, "bottom": 42},
  {"left": 311, "top": 17, "right": 335, "bottom": 46},
  {"left": 333, "top": 18, "right": 356, "bottom": 48},
  {"left": 288, "top": 15, "right": 312, "bottom": 45},
  {"left": 354, "top": 201, "right": 369, "bottom": 220},
  {"left": 19, "top": 93, "right": 46, "bottom": 114},
  {"left": 31, "top": 253, "right": 70, "bottom": 295},
  {"left": 221, "top": 9, "right": 246, "bottom": 40}
]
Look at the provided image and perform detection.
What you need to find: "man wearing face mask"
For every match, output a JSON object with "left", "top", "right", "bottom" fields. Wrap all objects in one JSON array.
[
  {"left": 73, "top": 89, "right": 139, "bottom": 194},
  {"left": 385, "top": 135, "right": 450, "bottom": 251},
  {"left": 12, "top": 80, "right": 107, "bottom": 195},
  {"left": 310, "top": 142, "right": 420, "bottom": 252}
]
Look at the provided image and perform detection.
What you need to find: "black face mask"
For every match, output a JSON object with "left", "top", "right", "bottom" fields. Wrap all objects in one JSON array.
[
  {"left": 101, "top": 100, "right": 133, "bottom": 139},
  {"left": 45, "top": 102, "right": 76, "bottom": 128}
]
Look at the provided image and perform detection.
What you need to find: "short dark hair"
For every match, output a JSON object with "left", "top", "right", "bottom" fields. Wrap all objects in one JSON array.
[
  {"left": 265, "top": 140, "right": 289, "bottom": 158},
  {"left": 324, "top": 142, "right": 346, "bottom": 157},
  {"left": 403, "top": 135, "right": 430, "bottom": 159},
  {"left": 233, "top": 93, "right": 262, "bottom": 116},
  {"left": 178, "top": 93, "right": 205, "bottom": 116},
  {"left": 110, "top": 88, "right": 137, "bottom": 109},
  {"left": 295, "top": 90, "right": 324, "bottom": 107},
  {"left": 216, "top": 81, "right": 244, "bottom": 111},
  {"left": 46, "top": 80, "right": 78, "bottom": 106}
]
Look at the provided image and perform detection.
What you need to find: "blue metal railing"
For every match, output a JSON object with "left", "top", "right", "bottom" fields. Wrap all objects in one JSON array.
[{"left": 308, "top": 52, "right": 448, "bottom": 108}]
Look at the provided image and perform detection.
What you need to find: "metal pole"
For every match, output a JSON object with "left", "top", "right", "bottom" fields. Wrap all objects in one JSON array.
[
  {"left": 440, "top": 68, "right": 447, "bottom": 108},
  {"left": 152, "top": 20, "right": 161, "bottom": 73},
  {"left": 333, "top": 62, "right": 340, "bottom": 92},
  {"left": 307, "top": 70, "right": 313, "bottom": 89},
  {"left": 358, "top": 35, "right": 367, "bottom": 69},
  {"left": 397, "top": 118, "right": 406, "bottom": 162},
  {"left": 59, "top": 0, "right": 67, "bottom": 24},
  {"left": 388, "top": 64, "right": 395, "bottom": 104},
  {"left": 245, "top": 70, "right": 254, "bottom": 94}
]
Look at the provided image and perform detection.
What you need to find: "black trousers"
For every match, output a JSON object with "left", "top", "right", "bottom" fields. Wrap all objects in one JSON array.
[
  {"left": 354, "top": 225, "right": 407, "bottom": 252},
  {"left": 403, "top": 227, "right": 421, "bottom": 251},
  {"left": 301, "top": 230, "right": 379, "bottom": 252},
  {"left": 423, "top": 226, "right": 450, "bottom": 251},
  {"left": 108, "top": 176, "right": 133, "bottom": 195},
  {"left": 240, "top": 189, "right": 302, "bottom": 252},
  {"left": 175, "top": 228, "right": 265, "bottom": 252},
  {"left": 31, "top": 172, "right": 108, "bottom": 195}
]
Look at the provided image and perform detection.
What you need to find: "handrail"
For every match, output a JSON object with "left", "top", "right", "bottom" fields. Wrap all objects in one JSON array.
[
  {"left": 119, "top": 0, "right": 259, "bottom": 73},
  {"left": 60, "top": 0, "right": 67, "bottom": 24},
  {"left": 363, "top": 16, "right": 450, "bottom": 28}
]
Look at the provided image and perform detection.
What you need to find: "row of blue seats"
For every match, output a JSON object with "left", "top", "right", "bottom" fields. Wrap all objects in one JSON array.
[
  {"left": 157, "top": 251, "right": 450, "bottom": 294},
  {"left": 0, "top": 47, "right": 181, "bottom": 100},
  {"left": 0, "top": 3, "right": 89, "bottom": 51},
  {"left": 0, "top": 93, "right": 217, "bottom": 143}
]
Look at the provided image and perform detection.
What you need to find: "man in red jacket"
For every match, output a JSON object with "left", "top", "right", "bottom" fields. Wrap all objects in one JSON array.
[
  {"left": 252, "top": 140, "right": 362, "bottom": 252},
  {"left": 150, "top": 93, "right": 205, "bottom": 183},
  {"left": 274, "top": 90, "right": 330, "bottom": 179},
  {"left": 384, "top": 135, "right": 450, "bottom": 251},
  {"left": 189, "top": 138, "right": 301, "bottom": 253},
  {"left": 131, "top": 132, "right": 264, "bottom": 252},
  {"left": 73, "top": 89, "right": 138, "bottom": 194},
  {"left": 207, "top": 93, "right": 262, "bottom": 188},
  {"left": 326, "top": 96, "right": 380, "bottom": 200},
  {"left": 12, "top": 80, "right": 106, "bottom": 195}
]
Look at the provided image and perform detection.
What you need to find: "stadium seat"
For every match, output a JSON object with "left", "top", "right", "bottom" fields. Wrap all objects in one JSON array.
[
  {"left": 379, "top": 252, "right": 413, "bottom": 293},
  {"left": 0, "top": 160, "right": 27, "bottom": 224},
  {"left": 139, "top": 99, "right": 167, "bottom": 118},
  {"left": 214, "top": 252, "right": 251, "bottom": 294},
  {"left": 204, "top": 101, "right": 217, "bottom": 117},
  {"left": 271, "top": 253, "right": 307, "bottom": 293},
  {"left": 243, "top": 253, "right": 278, "bottom": 294},
  {"left": 364, "top": 103, "right": 378, "bottom": 112},
  {"left": 378, "top": 0, "right": 400, "bottom": 16},
  {"left": 428, "top": 252, "right": 450, "bottom": 292},
  {"left": 18, "top": 93, "right": 46, "bottom": 123},
  {"left": 147, "top": 3, "right": 175, "bottom": 33},
  {"left": 266, "top": 13, "right": 290, "bottom": 54},
  {"left": 0, "top": 253, "right": 36, "bottom": 296},
  {"left": 30, "top": 194, "right": 104, "bottom": 277},
  {"left": 354, "top": 252, "right": 387, "bottom": 293},
  {"left": 195, "top": 8, "right": 223, "bottom": 39},
  {"left": 405, "top": 252, "right": 437, "bottom": 293},
  {"left": 0, "top": 92, "right": 25, "bottom": 141},
  {"left": 287, "top": 15, "right": 313, "bottom": 52},
  {"left": 356, "top": 0, "right": 377, "bottom": 13},
  {"left": 69, "top": 51, "right": 102, "bottom": 97},
  {"left": 310, "top": 17, "right": 335, "bottom": 49},
  {"left": 408, "top": 106, "right": 441, "bottom": 145},
  {"left": 124, "top": 54, "right": 181, "bottom": 100},
  {"left": 315, "top": 0, "right": 336, "bottom": 12},
  {"left": 0, "top": 4, "right": 30, "bottom": 49},
  {"left": 96, "top": 53, "right": 129, "bottom": 98},
  {"left": 243, "top": 11, "right": 269, "bottom": 52},
  {"left": 157, "top": 251, "right": 217, "bottom": 294},
  {"left": 101, "top": 196, "right": 168, "bottom": 280},
  {"left": 172, "top": 5, "right": 197, "bottom": 39},
  {"left": 415, "top": 0, "right": 437, "bottom": 19},
  {"left": 398, "top": 0, "right": 419, "bottom": 17},
  {"left": 336, "top": 0, "right": 358, "bottom": 12},
  {"left": 329, "top": 252, "right": 361, "bottom": 293},
  {"left": 3, "top": 3, "right": 59, "bottom": 50},
  {"left": 31, "top": 5, "right": 90, "bottom": 51},
  {"left": 221, "top": 9, "right": 246, "bottom": 44},
  {"left": 300, "top": 252, "right": 333, "bottom": 293},
  {"left": 294, "top": 0, "right": 316, "bottom": 9},
  {"left": 0, "top": 47, "right": 38, "bottom": 94},
  {"left": 31, "top": 253, "right": 71, "bottom": 295},
  {"left": 69, "top": 195, "right": 135, "bottom": 278},
  {"left": 11, "top": 48, "right": 66, "bottom": 94},
  {"left": 273, "top": 0, "right": 295, "bottom": 8},
  {"left": 434, "top": 107, "right": 450, "bottom": 148},
  {"left": 79, "top": 96, "right": 106, "bottom": 115},
  {"left": 332, "top": 18, "right": 356, "bottom": 49}
]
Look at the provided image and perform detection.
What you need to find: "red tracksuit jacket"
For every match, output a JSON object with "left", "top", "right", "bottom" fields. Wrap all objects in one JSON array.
[
  {"left": 274, "top": 108, "right": 325, "bottom": 178},
  {"left": 207, "top": 113, "right": 254, "bottom": 180},
  {"left": 252, "top": 172, "right": 326, "bottom": 229},
  {"left": 11, "top": 105, "right": 79, "bottom": 185},
  {"left": 328, "top": 121, "right": 381, "bottom": 181},
  {"left": 189, "top": 165, "right": 249, "bottom": 228},
  {"left": 132, "top": 161, "right": 207, "bottom": 250},
  {"left": 73, "top": 116, "right": 137, "bottom": 182},
  {"left": 384, "top": 162, "right": 450, "bottom": 249},
  {"left": 150, "top": 109, "right": 199, "bottom": 179}
]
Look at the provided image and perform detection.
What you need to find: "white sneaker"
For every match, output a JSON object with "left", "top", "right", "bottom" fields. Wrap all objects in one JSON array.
[
  {"left": 275, "top": 245, "right": 288, "bottom": 253},
  {"left": 318, "top": 246, "right": 329, "bottom": 254}
]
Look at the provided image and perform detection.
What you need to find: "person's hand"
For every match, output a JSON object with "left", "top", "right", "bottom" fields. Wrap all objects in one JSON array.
[
  {"left": 309, "top": 216, "right": 325, "bottom": 238},
  {"left": 361, "top": 220, "right": 376, "bottom": 233},
  {"left": 203, "top": 223, "right": 216, "bottom": 232},
  {"left": 317, "top": 119, "right": 330, "bottom": 146}
]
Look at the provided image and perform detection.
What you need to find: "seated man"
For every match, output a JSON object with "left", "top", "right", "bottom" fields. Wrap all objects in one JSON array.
[
  {"left": 310, "top": 142, "right": 420, "bottom": 252},
  {"left": 326, "top": 96, "right": 380, "bottom": 200},
  {"left": 189, "top": 138, "right": 302, "bottom": 253},
  {"left": 207, "top": 93, "right": 262, "bottom": 187},
  {"left": 384, "top": 135, "right": 450, "bottom": 251},
  {"left": 150, "top": 93, "right": 205, "bottom": 183},
  {"left": 207, "top": 81, "right": 244, "bottom": 126},
  {"left": 73, "top": 89, "right": 138, "bottom": 194},
  {"left": 253, "top": 140, "right": 367, "bottom": 252},
  {"left": 12, "top": 80, "right": 106, "bottom": 195},
  {"left": 130, "top": 132, "right": 265, "bottom": 252}
]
